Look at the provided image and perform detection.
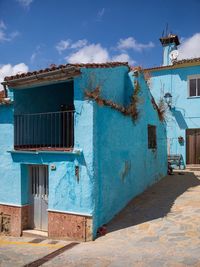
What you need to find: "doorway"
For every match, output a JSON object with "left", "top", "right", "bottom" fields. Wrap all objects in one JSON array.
[
  {"left": 29, "top": 165, "right": 48, "bottom": 231},
  {"left": 186, "top": 129, "right": 200, "bottom": 164}
]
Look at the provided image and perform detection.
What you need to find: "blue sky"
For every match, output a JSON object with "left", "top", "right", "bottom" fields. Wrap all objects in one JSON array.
[{"left": 0, "top": 0, "right": 200, "bottom": 80}]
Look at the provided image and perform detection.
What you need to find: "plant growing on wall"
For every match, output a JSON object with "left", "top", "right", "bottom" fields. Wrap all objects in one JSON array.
[
  {"left": 151, "top": 97, "right": 167, "bottom": 122},
  {"left": 134, "top": 67, "right": 167, "bottom": 122},
  {"left": 85, "top": 80, "right": 140, "bottom": 121},
  {"left": 143, "top": 70, "right": 152, "bottom": 89},
  {"left": 157, "top": 98, "right": 167, "bottom": 121}
]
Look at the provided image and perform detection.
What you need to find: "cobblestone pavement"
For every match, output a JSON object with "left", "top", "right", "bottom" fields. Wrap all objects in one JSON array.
[{"left": 1, "top": 170, "right": 200, "bottom": 267}]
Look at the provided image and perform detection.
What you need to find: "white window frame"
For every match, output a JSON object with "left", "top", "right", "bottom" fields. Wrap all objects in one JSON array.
[{"left": 188, "top": 74, "right": 200, "bottom": 98}]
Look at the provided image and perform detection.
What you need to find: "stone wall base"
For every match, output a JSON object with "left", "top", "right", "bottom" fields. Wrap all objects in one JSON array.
[
  {"left": 0, "top": 204, "right": 93, "bottom": 241},
  {"left": 48, "top": 211, "right": 93, "bottom": 241},
  {"left": 0, "top": 204, "right": 30, "bottom": 236}
]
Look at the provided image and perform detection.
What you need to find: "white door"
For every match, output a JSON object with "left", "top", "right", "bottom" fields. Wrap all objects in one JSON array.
[{"left": 29, "top": 165, "right": 48, "bottom": 231}]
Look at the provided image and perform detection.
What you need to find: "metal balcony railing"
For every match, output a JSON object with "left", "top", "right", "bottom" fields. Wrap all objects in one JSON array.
[{"left": 14, "top": 110, "right": 74, "bottom": 150}]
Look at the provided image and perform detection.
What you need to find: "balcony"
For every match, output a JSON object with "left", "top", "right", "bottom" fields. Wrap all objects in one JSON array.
[{"left": 14, "top": 110, "right": 74, "bottom": 151}]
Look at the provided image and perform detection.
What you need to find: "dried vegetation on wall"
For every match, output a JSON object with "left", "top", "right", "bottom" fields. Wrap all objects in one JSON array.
[
  {"left": 137, "top": 67, "right": 167, "bottom": 122},
  {"left": 84, "top": 68, "right": 166, "bottom": 122},
  {"left": 85, "top": 80, "right": 141, "bottom": 121},
  {"left": 151, "top": 96, "right": 167, "bottom": 122}
]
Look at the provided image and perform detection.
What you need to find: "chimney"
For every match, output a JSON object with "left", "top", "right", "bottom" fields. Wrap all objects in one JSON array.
[{"left": 160, "top": 34, "right": 180, "bottom": 66}]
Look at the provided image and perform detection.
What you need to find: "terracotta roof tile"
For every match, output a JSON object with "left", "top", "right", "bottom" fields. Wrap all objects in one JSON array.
[
  {"left": 4, "top": 62, "right": 129, "bottom": 82},
  {"left": 175, "top": 57, "right": 200, "bottom": 65},
  {"left": 144, "top": 57, "right": 200, "bottom": 71},
  {"left": 0, "top": 90, "right": 5, "bottom": 103}
]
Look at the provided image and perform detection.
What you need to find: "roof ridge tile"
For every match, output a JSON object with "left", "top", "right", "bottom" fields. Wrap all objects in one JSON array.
[{"left": 4, "top": 62, "right": 129, "bottom": 81}]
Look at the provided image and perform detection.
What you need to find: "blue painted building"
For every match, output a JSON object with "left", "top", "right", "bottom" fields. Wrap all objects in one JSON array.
[
  {"left": 0, "top": 62, "right": 167, "bottom": 240},
  {"left": 146, "top": 34, "right": 200, "bottom": 166}
]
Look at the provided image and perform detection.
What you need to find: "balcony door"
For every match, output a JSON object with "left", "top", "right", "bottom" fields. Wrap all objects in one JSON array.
[{"left": 29, "top": 165, "right": 48, "bottom": 231}]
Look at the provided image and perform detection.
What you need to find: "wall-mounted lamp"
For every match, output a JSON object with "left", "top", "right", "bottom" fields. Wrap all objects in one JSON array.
[
  {"left": 164, "top": 92, "right": 172, "bottom": 109},
  {"left": 50, "top": 164, "right": 56, "bottom": 170},
  {"left": 178, "top": 136, "right": 184, "bottom": 144}
]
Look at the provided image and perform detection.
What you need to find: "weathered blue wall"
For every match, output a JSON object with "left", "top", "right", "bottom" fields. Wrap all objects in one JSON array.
[
  {"left": 72, "top": 66, "right": 130, "bottom": 226},
  {"left": 0, "top": 75, "right": 95, "bottom": 218},
  {"left": 91, "top": 70, "right": 167, "bottom": 234},
  {"left": 0, "top": 102, "right": 94, "bottom": 215},
  {"left": 150, "top": 65, "right": 200, "bottom": 164},
  {"left": 11, "top": 152, "right": 94, "bottom": 214},
  {"left": 0, "top": 65, "right": 167, "bottom": 239},
  {"left": 75, "top": 67, "right": 128, "bottom": 105},
  {"left": 0, "top": 104, "right": 21, "bottom": 205}
]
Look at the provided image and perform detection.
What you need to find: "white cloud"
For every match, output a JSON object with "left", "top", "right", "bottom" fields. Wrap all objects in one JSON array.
[
  {"left": 57, "top": 37, "right": 136, "bottom": 64},
  {"left": 56, "top": 40, "right": 71, "bottom": 54},
  {"left": 10, "top": 31, "right": 20, "bottom": 39},
  {"left": 66, "top": 44, "right": 109, "bottom": 63},
  {"left": 0, "top": 20, "right": 19, "bottom": 43},
  {"left": 117, "top": 37, "right": 154, "bottom": 52},
  {"left": 178, "top": 33, "right": 200, "bottom": 59},
  {"left": 30, "top": 52, "right": 37, "bottom": 63},
  {"left": 0, "top": 20, "right": 9, "bottom": 42},
  {"left": 0, "top": 63, "right": 29, "bottom": 90},
  {"left": 56, "top": 39, "right": 88, "bottom": 53},
  {"left": 65, "top": 43, "right": 135, "bottom": 65},
  {"left": 16, "top": 0, "right": 33, "bottom": 8},
  {"left": 112, "top": 53, "right": 135, "bottom": 65},
  {"left": 71, "top": 39, "right": 88, "bottom": 49},
  {"left": 0, "top": 30, "right": 8, "bottom": 42},
  {"left": 30, "top": 45, "right": 43, "bottom": 63},
  {"left": 0, "top": 21, "right": 6, "bottom": 30},
  {"left": 97, "top": 8, "right": 105, "bottom": 21}
]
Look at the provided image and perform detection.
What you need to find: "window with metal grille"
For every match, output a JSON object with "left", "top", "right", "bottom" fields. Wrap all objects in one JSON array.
[
  {"left": 29, "top": 165, "right": 48, "bottom": 196},
  {"left": 189, "top": 77, "right": 200, "bottom": 97},
  {"left": 148, "top": 124, "right": 157, "bottom": 149}
]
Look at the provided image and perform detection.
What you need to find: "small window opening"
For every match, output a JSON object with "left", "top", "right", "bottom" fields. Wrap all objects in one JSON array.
[
  {"left": 75, "top": 166, "right": 80, "bottom": 183},
  {"left": 148, "top": 124, "right": 157, "bottom": 149}
]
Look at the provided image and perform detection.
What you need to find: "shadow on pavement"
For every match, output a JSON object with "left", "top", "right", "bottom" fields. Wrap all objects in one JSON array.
[{"left": 107, "top": 172, "right": 200, "bottom": 233}]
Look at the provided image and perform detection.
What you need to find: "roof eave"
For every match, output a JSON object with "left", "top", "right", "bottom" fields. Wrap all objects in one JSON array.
[
  {"left": 145, "top": 60, "right": 200, "bottom": 72},
  {"left": 3, "top": 66, "right": 81, "bottom": 89}
]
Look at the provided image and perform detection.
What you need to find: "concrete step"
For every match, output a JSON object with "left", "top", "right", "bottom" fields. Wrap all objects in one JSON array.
[
  {"left": 186, "top": 165, "right": 200, "bottom": 171},
  {"left": 22, "top": 229, "right": 48, "bottom": 238}
]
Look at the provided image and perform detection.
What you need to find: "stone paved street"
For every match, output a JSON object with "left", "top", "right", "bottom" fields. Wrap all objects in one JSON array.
[
  {"left": 1, "top": 170, "right": 200, "bottom": 267},
  {"left": 0, "top": 236, "right": 72, "bottom": 267}
]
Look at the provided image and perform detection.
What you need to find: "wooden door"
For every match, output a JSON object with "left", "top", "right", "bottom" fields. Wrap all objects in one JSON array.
[{"left": 186, "top": 129, "right": 200, "bottom": 164}]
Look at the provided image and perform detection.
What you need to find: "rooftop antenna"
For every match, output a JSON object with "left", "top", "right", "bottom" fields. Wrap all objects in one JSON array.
[
  {"left": 166, "top": 23, "right": 168, "bottom": 36},
  {"left": 162, "top": 28, "right": 165, "bottom": 38}
]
